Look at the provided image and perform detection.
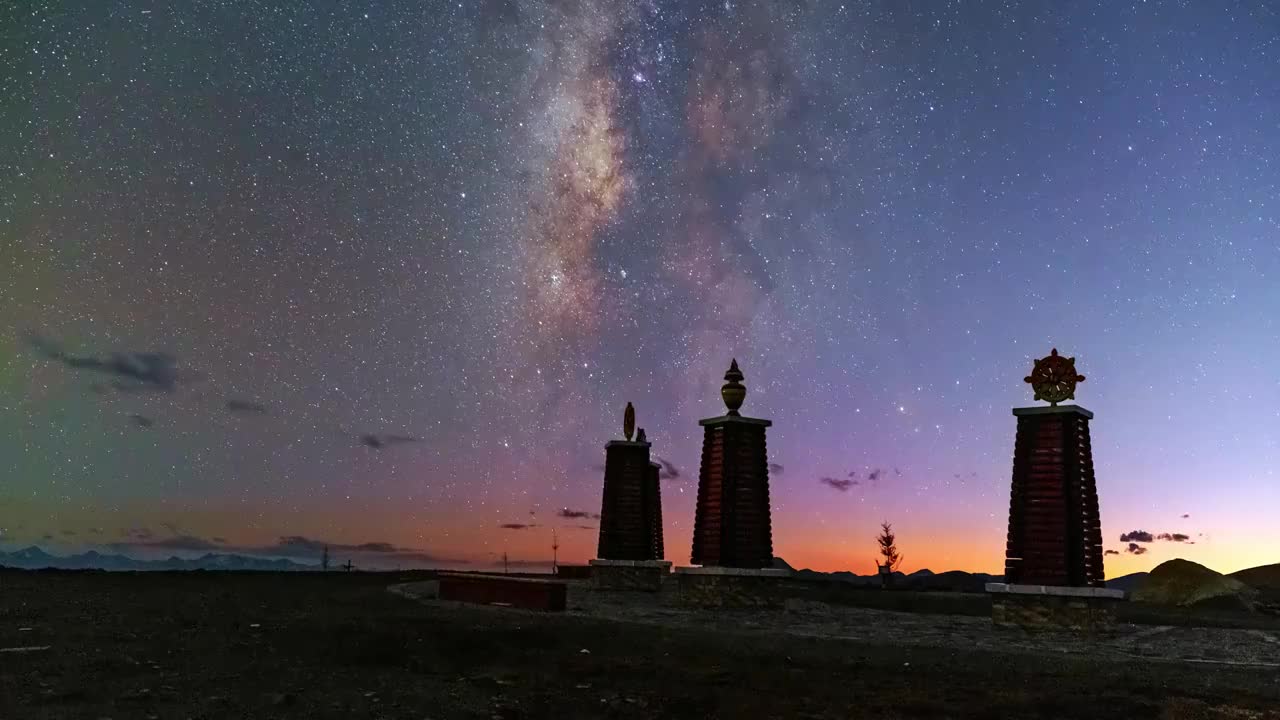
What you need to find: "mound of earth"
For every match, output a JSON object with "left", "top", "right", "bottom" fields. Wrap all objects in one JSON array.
[
  {"left": 1230, "top": 563, "right": 1280, "bottom": 598},
  {"left": 1131, "top": 559, "right": 1259, "bottom": 609}
]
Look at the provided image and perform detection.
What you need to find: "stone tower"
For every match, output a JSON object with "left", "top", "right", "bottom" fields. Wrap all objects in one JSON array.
[{"left": 690, "top": 360, "right": 774, "bottom": 569}]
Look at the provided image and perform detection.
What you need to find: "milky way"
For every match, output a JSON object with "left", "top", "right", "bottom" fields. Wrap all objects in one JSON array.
[{"left": 4, "top": 1, "right": 1280, "bottom": 575}]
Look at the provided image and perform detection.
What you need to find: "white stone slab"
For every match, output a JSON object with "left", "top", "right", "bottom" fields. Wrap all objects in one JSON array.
[
  {"left": 985, "top": 582, "right": 1124, "bottom": 599},
  {"left": 675, "top": 566, "right": 793, "bottom": 578},
  {"left": 589, "top": 559, "right": 672, "bottom": 569}
]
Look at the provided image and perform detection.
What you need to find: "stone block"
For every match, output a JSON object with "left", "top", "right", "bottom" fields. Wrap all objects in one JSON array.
[
  {"left": 589, "top": 559, "right": 672, "bottom": 592},
  {"left": 674, "top": 566, "right": 793, "bottom": 609},
  {"left": 988, "top": 585, "right": 1123, "bottom": 632}
]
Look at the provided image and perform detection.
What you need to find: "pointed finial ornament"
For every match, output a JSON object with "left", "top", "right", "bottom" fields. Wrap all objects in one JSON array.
[
  {"left": 721, "top": 358, "right": 746, "bottom": 415},
  {"left": 636, "top": 428, "right": 647, "bottom": 443},
  {"left": 1023, "top": 348, "right": 1086, "bottom": 406},
  {"left": 623, "top": 402, "right": 636, "bottom": 441}
]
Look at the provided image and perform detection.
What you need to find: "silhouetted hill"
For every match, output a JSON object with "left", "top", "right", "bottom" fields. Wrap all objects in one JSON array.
[
  {"left": 0, "top": 546, "right": 313, "bottom": 572},
  {"left": 1132, "top": 559, "right": 1258, "bottom": 610},
  {"left": 1230, "top": 563, "right": 1280, "bottom": 601},
  {"left": 1104, "top": 572, "right": 1149, "bottom": 595}
]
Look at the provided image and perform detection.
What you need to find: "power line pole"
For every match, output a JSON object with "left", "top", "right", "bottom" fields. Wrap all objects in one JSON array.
[
  {"left": 502, "top": 551, "right": 509, "bottom": 575},
  {"left": 551, "top": 529, "right": 559, "bottom": 575}
]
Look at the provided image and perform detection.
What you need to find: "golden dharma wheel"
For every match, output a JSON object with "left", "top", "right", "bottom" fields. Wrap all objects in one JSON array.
[{"left": 1024, "top": 348, "right": 1086, "bottom": 406}]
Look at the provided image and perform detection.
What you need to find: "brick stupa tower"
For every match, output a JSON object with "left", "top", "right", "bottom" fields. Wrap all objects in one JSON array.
[
  {"left": 1003, "top": 349, "right": 1106, "bottom": 587},
  {"left": 690, "top": 359, "right": 774, "bottom": 569},
  {"left": 596, "top": 404, "right": 664, "bottom": 562},
  {"left": 645, "top": 460, "right": 665, "bottom": 561}
]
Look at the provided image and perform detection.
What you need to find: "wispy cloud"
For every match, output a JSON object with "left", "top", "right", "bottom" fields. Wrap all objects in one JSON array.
[
  {"left": 1125, "top": 543, "right": 1147, "bottom": 555},
  {"left": 1120, "top": 530, "right": 1154, "bottom": 543},
  {"left": 359, "top": 434, "right": 420, "bottom": 450},
  {"left": 227, "top": 399, "right": 269, "bottom": 416},
  {"left": 768, "top": 463, "right": 784, "bottom": 475},
  {"left": 819, "top": 476, "right": 855, "bottom": 492},
  {"left": 652, "top": 456, "right": 682, "bottom": 480},
  {"left": 556, "top": 508, "right": 600, "bottom": 520},
  {"left": 25, "top": 332, "right": 199, "bottom": 392}
]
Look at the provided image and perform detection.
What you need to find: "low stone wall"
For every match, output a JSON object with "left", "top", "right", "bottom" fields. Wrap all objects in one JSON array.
[
  {"left": 987, "top": 583, "right": 1124, "bottom": 632},
  {"left": 590, "top": 560, "right": 671, "bottom": 592},
  {"left": 438, "top": 573, "right": 567, "bottom": 612},
  {"left": 555, "top": 565, "right": 593, "bottom": 580},
  {"left": 675, "top": 567, "right": 793, "bottom": 609}
]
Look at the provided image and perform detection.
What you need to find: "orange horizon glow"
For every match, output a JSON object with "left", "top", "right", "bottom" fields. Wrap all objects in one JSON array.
[{"left": 4, "top": 496, "right": 1274, "bottom": 579}]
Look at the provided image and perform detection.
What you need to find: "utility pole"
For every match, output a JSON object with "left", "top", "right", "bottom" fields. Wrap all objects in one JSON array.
[
  {"left": 321, "top": 545, "right": 330, "bottom": 571},
  {"left": 551, "top": 529, "right": 559, "bottom": 575},
  {"left": 503, "top": 551, "right": 509, "bottom": 575}
]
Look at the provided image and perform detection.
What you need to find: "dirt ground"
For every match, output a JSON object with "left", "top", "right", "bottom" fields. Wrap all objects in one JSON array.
[{"left": 2, "top": 570, "right": 1279, "bottom": 719}]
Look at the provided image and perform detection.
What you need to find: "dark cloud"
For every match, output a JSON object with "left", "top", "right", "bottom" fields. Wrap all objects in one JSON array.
[
  {"left": 653, "top": 455, "right": 681, "bottom": 480},
  {"left": 1104, "top": 549, "right": 1120, "bottom": 556},
  {"left": 1181, "top": 513, "right": 1191, "bottom": 519},
  {"left": 819, "top": 476, "right": 855, "bottom": 492},
  {"left": 110, "top": 534, "right": 223, "bottom": 552},
  {"left": 1126, "top": 543, "right": 1147, "bottom": 555},
  {"left": 25, "top": 332, "right": 198, "bottom": 392},
  {"left": 359, "top": 434, "right": 420, "bottom": 449},
  {"left": 120, "top": 527, "right": 154, "bottom": 541},
  {"left": 556, "top": 508, "right": 600, "bottom": 520},
  {"left": 499, "top": 523, "right": 538, "bottom": 530},
  {"left": 572, "top": 525, "right": 596, "bottom": 530},
  {"left": 847, "top": 471, "right": 858, "bottom": 478},
  {"left": 227, "top": 399, "right": 269, "bottom": 416},
  {"left": 1121, "top": 529, "right": 1193, "bottom": 544},
  {"left": 768, "top": 463, "right": 784, "bottom": 475},
  {"left": 128, "top": 414, "right": 154, "bottom": 428},
  {"left": 867, "top": 468, "right": 884, "bottom": 483}
]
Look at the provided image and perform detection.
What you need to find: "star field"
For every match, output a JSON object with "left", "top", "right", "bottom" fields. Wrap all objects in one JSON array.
[{"left": 3, "top": 1, "right": 1279, "bottom": 574}]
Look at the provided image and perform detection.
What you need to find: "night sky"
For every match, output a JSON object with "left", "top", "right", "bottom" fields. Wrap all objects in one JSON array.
[{"left": 4, "top": 1, "right": 1279, "bottom": 576}]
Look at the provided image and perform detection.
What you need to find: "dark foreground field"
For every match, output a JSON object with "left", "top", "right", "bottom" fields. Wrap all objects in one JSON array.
[{"left": 1, "top": 571, "right": 1278, "bottom": 719}]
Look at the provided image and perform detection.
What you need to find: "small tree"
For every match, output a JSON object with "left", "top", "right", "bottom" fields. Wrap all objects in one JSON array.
[
  {"left": 876, "top": 521, "right": 903, "bottom": 573},
  {"left": 321, "top": 545, "right": 330, "bottom": 571}
]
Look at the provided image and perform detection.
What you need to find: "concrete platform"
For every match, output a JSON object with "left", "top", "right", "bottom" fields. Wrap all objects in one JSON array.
[{"left": 589, "top": 559, "right": 672, "bottom": 592}]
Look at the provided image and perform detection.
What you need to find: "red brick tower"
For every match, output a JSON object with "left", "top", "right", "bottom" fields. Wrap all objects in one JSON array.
[
  {"left": 596, "top": 406, "right": 665, "bottom": 562},
  {"left": 1004, "top": 350, "right": 1105, "bottom": 587},
  {"left": 691, "top": 360, "right": 774, "bottom": 569},
  {"left": 645, "top": 461, "right": 664, "bottom": 560}
]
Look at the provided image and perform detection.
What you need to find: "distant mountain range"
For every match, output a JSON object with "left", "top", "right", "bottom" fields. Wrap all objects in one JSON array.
[
  {"left": 0, "top": 546, "right": 315, "bottom": 572},
  {"left": 773, "top": 558, "right": 1003, "bottom": 592}
]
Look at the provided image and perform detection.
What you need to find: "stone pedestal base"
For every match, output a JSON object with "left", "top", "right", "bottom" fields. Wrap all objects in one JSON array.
[
  {"left": 675, "top": 566, "right": 793, "bottom": 609},
  {"left": 987, "top": 583, "right": 1124, "bottom": 631},
  {"left": 589, "top": 559, "right": 672, "bottom": 592}
]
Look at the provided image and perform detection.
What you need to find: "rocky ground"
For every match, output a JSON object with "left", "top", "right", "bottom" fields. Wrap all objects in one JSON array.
[
  {"left": 2, "top": 570, "right": 1279, "bottom": 719},
  {"left": 544, "top": 580, "right": 1280, "bottom": 669}
]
